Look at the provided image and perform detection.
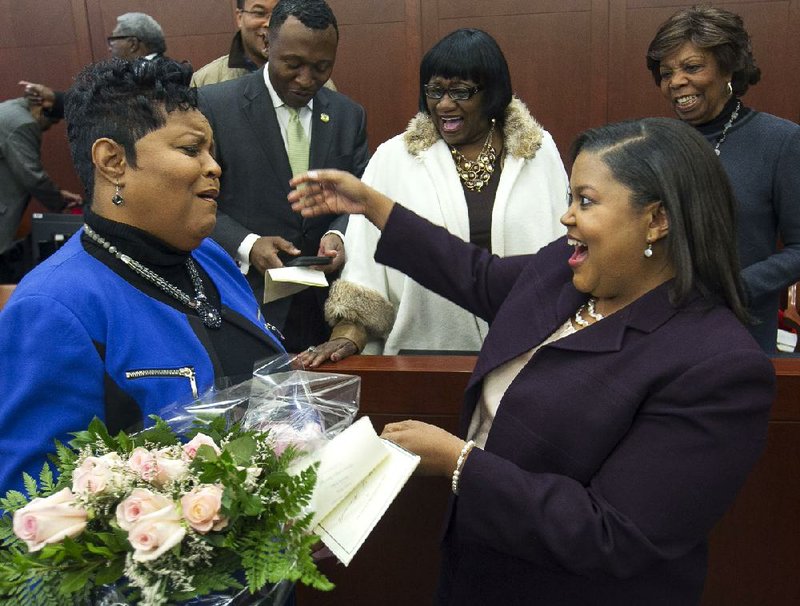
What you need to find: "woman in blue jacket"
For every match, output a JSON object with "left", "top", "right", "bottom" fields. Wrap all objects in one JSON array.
[
  {"left": 288, "top": 118, "right": 775, "bottom": 604},
  {"left": 0, "top": 58, "right": 284, "bottom": 495}
]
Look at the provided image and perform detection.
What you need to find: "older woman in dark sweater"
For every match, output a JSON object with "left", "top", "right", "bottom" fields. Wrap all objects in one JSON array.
[{"left": 647, "top": 5, "right": 800, "bottom": 352}]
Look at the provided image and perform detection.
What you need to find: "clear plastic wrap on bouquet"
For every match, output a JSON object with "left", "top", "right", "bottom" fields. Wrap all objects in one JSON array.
[
  {"left": 161, "top": 354, "right": 360, "bottom": 456},
  {"left": 2, "top": 354, "right": 359, "bottom": 606}
]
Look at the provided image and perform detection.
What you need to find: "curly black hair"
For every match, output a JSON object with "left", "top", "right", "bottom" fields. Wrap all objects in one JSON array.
[{"left": 64, "top": 57, "right": 196, "bottom": 199}]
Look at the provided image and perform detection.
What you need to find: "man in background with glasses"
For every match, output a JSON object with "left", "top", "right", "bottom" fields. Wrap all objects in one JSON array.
[
  {"left": 106, "top": 12, "right": 166, "bottom": 61},
  {"left": 192, "top": 0, "right": 335, "bottom": 91},
  {"left": 18, "top": 12, "right": 166, "bottom": 121}
]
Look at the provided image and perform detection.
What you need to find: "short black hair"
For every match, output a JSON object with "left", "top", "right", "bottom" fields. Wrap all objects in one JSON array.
[
  {"left": 65, "top": 58, "right": 196, "bottom": 200},
  {"left": 269, "top": 0, "right": 338, "bottom": 39},
  {"left": 570, "top": 118, "right": 748, "bottom": 322},
  {"left": 646, "top": 6, "right": 761, "bottom": 97},
  {"left": 418, "top": 29, "right": 512, "bottom": 126}
]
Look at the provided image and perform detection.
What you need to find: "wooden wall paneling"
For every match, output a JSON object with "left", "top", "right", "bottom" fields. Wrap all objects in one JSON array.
[
  {"left": 83, "top": 0, "right": 235, "bottom": 68},
  {"left": 327, "top": 0, "right": 421, "bottom": 152},
  {"left": 0, "top": 0, "right": 93, "bottom": 205},
  {"left": 792, "top": 0, "right": 800, "bottom": 121}
]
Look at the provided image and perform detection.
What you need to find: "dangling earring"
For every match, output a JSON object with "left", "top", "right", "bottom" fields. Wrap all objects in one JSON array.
[
  {"left": 644, "top": 242, "right": 653, "bottom": 258},
  {"left": 726, "top": 81, "right": 733, "bottom": 97},
  {"left": 111, "top": 182, "right": 124, "bottom": 206}
]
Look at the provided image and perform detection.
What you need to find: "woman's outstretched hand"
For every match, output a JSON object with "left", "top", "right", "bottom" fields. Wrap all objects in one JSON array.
[{"left": 289, "top": 169, "right": 394, "bottom": 230}]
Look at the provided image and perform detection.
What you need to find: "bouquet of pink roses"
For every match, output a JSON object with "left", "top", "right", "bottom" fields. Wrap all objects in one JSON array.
[{"left": 0, "top": 363, "right": 360, "bottom": 606}]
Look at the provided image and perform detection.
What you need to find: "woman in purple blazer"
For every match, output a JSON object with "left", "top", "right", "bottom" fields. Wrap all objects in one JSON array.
[{"left": 289, "top": 118, "right": 775, "bottom": 605}]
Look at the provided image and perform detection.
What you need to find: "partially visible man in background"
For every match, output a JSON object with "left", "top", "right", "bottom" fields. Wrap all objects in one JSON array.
[
  {"left": 0, "top": 97, "right": 82, "bottom": 282},
  {"left": 105, "top": 12, "right": 167, "bottom": 61},
  {"left": 192, "top": 0, "right": 334, "bottom": 90},
  {"left": 192, "top": 0, "right": 275, "bottom": 87},
  {"left": 19, "top": 12, "right": 167, "bottom": 120}
]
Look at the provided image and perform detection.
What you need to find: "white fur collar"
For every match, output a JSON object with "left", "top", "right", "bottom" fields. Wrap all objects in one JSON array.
[{"left": 402, "top": 96, "right": 544, "bottom": 159}]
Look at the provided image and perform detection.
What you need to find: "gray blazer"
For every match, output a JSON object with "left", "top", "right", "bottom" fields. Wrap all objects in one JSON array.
[
  {"left": 197, "top": 69, "right": 369, "bottom": 328},
  {"left": 0, "top": 98, "right": 65, "bottom": 254}
]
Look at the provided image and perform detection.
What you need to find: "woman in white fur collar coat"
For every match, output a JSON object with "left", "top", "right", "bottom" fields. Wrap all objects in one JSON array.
[{"left": 300, "top": 28, "right": 568, "bottom": 365}]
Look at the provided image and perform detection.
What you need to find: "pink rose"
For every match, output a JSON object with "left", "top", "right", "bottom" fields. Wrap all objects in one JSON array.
[
  {"left": 72, "top": 452, "right": 124, "bottom": 495},
  {"left": 152, "top": 450, "right": 189, "bottom": 487},
  {"left": 127, "top": 502, "right": 186, "bottom": 562},
  {"left": 13, "top": 488, "right": 88, "bottom": 552},
  {"left": 116, "top": 488, "right": 172, "bottom": 531},
  {"left": 127, "top": 447, "right": 157, "bottom": 481},
  {"left": 270, "top": 421, "right": 325, "bottom": 455},
  {"left": 183, "top": 433, "right": 221, "bottom": 460},
  {"left": 180, "top": 484, "right": 228, "bottom": 534}
]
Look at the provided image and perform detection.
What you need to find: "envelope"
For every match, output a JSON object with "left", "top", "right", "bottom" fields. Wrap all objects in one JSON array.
[{"left": 263, "top": 266, "right": 329, "bottom": 304}]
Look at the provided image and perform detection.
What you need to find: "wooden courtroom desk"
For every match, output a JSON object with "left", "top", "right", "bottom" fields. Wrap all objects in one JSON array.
[{"left": 296, "top": 355, "right": 799, "bottom": 606}]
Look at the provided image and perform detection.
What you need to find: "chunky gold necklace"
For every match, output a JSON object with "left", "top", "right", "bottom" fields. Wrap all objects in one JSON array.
[{"left": 450, "top": 123, "right": 496, "bottom": 192}]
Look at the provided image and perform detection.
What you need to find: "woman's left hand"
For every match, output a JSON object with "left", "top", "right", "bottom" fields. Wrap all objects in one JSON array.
[{"left": 381, "top": 420, "right": 465, "bottom": 477}]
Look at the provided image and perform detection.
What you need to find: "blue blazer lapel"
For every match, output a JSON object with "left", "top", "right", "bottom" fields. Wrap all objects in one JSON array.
[{"left": 241, "top": 73, "right": 293, "bottom": 193}]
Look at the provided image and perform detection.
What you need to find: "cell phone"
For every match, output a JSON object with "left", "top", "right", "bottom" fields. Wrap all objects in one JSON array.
[{"left": 285, "top": 256, "right": 333, "bottom": 267}]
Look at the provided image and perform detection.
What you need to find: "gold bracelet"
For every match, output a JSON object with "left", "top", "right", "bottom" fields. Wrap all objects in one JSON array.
[{"left": 451, "top": 440, "right": 476, "bottom": 495}]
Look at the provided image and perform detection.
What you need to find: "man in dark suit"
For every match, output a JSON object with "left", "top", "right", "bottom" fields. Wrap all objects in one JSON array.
[{"left": 198, "top": 0, "right": 368, "bottom": 353}]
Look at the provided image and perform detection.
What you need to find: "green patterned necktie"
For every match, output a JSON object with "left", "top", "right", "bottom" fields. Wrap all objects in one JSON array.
[{"left": 286, "top": 107, "right": 309, "bottom": 177}]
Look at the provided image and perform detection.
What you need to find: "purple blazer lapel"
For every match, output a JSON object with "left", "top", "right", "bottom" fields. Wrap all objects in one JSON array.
[{"left": 462, "top": 280, "right": 680, "bottom": 435}]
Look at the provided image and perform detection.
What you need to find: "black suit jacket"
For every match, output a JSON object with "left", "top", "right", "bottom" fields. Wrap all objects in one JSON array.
[{"left": 197, "top": 69, "right": 369, "bottom": 329}]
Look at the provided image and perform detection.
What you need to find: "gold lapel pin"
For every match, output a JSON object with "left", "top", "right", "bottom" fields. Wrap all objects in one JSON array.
[{"left": 320, "top": 113, "right": 330, "bottom": 123}]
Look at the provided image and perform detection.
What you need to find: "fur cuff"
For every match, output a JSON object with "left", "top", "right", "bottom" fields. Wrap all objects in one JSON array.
[{"left": 324, "top": 280, "right": 395, "bottom": 338}]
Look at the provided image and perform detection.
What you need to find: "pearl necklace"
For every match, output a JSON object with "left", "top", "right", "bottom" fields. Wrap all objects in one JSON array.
[
  {"left": 713, "top": 100, "right": 741, "bottom": 156},
  {"left": 450, "top": 123, "right": 496, "bottom": 192},
  {"left": 574, "top": 297, "right": 604, "bottom": 327},
  {"left": 83, "top": 224, "right": 223, "bottom": 329}
]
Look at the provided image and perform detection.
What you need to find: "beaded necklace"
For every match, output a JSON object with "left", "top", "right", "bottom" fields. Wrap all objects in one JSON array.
[
  {"left": 713, "top": 100, "right": 741, "bottom": 156},
  {"left": 574, "top": 297, "right": 604, "bottom": 327},
  {"left": 83, "top": 224, "right": 222, "bottom": 329}
]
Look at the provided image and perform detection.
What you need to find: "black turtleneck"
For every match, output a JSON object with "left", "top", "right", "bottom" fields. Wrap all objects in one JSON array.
[
  {"left": 695, "top": 96, "right": 751, "bottom": 137},
  {"left": 81, "top": 211, "right": 280, "bottom": 385}
]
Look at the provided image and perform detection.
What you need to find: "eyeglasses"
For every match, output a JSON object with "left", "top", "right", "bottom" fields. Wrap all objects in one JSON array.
[
  {"left": 239, "top": 8, "right": 271, "bottom": 20},
  {"left": 424, "top": 85, "right": 482, "bottom": 101},
  {"left": 107, "top": 35, "right": 135, "bottom": 45}
]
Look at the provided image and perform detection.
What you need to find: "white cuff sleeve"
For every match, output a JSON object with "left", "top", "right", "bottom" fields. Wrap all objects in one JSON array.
[
  {"left": 323, "top": 229, "right": 345, "bottom": 245},
  {"left": 236, "top": 233, "right": 261, "bottom": 275}
]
